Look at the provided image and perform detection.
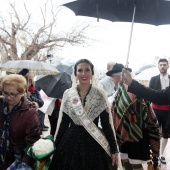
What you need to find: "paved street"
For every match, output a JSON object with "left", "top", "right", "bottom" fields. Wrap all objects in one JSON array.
[
  {"left": 158, "top": 141, "right": 170, "bottom": 170},
  {"left": 43, "top": 115, "right": 170, "bottom": 170}
]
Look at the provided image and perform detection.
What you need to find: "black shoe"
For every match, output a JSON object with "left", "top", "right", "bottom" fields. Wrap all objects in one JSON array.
[
  {"left": 159, "top": 156, "right": 166, "bottom": 164},
  {"left": 41, "top": 127, "right": 48, "bottom": 131},
  {"left": 43, "top": 125, "right": 49, "bottom": 129}
]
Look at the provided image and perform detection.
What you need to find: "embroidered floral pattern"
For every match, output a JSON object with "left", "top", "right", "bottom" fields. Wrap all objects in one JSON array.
[{"left": 63, "top": 87, "right": 107, "bottom": 125}]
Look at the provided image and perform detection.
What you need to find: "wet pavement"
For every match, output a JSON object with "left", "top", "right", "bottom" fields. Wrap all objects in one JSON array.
[
  {"left": 43, "top": 115, "right": 170, "bottom": 170},
  {"left": 154, "top": 141, "right": 170, "bottom": 170}
]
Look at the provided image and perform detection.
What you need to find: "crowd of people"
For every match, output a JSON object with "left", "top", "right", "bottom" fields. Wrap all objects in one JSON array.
[{"left": 1, "top": 58, "right": 169, "bottom": 170}]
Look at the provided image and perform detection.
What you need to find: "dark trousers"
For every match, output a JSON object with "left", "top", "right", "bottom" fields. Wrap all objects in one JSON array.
[
  {"left": 37, "top": 110, "right": 45, "bottom": 128},
  {"left": 48, "top": 109, "right": 59, "bottom": 137},
  {"left": 153, "top": 109, "right": 170, "bottom": 138}
]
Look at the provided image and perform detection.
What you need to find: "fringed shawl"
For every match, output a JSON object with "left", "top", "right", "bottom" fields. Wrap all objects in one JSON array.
[{"left": 112, "top": 84, "right": 160, "bottom": 157}]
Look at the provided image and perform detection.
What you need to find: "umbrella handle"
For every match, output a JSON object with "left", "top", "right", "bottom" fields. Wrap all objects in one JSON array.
[
  {"left": 125, "top": 0, "right": 137, "bottom": 68},
  {"left": 96, "top": 3, "right": 99, "bottom": 22},
  {"left": 134, "top": 0, "right": 137, "bottom": 5},
  {"left": 38, "top": 160, "right": 46, "bottom": 170}
]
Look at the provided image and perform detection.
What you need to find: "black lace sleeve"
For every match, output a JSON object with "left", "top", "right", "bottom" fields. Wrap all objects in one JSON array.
[
  {"left": 55, "top": 112, "right": 71, "bottom": 147},
  {"left": 100, "top": 110, "right": 118, "bottom": 154}
]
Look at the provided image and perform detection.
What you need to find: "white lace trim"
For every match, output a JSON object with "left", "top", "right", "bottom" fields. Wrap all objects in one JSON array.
[{"left": 62, "top": 86, "right": 107, "bottom": 125}]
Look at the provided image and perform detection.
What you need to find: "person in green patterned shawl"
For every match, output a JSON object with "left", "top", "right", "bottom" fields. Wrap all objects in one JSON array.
[
  {"left": 107, "top": 64, "right": 160, "bottom": 170},
  {"left": 112, "top": 84, "right": 160, "bottom": 170}
]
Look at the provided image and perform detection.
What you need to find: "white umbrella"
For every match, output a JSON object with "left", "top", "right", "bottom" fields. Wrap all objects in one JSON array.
[
  {"left": 0, "top": 60, "right": 60, "bottom": 75},
  {"left": 134, "top": 67, "right": 170, "bottom": 81},
  {"left": 135, "top": 64, "right": 156, "bottom": 75},
  {"left": 135, "top": 67, "right": 159, "bottom": 80}
]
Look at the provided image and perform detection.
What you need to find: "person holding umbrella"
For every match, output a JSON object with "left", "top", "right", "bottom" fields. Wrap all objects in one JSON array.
[
  {"left": 121, "top": 68, "right": 170, "bottom": 168},
  {"left": 49, "top": 59, "right": 122, "bottom": 170},
  {"left": 107, "top": 64, "right": 160, "bottom": 170},
  {"left": 18, "top": 69, "right": 44, "bottom": 110},
  {"left": 121, "top": 68, "right": 170, "bottom": 105},
  {"left": 18, "top": 69, "right": 46, "bottom": 132},
  {"left": 25, "top": 74, "right": 44, "bottom": 109},
  {"left": 25, "top": 74, "right": 47, "bottom": 132}
]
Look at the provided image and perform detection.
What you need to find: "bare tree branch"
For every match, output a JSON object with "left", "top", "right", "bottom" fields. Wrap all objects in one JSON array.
[{"left": 0, "top": 1, "right": 91, "bottom": 62}]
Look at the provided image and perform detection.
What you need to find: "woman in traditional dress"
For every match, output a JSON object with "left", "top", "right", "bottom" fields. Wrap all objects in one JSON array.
[{"left": 49, "top": 59, "right": 122, "bottom": 170}]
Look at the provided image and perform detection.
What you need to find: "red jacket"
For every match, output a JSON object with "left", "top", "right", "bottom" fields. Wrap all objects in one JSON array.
[{"left": 0, "top": 96, "right": 41, "bottom": 169}]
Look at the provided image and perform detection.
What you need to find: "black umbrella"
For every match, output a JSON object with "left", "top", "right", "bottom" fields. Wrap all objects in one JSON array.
[
  {"left": 35, "top": 72, "right": 72, "bottom": 99},
  {"left": 63, "top": 0, "right": 170, "bottom": 66},
  {"left": 53, "top": 61, "right": 74, "bottom": 76},
  {"left": 63, "top": 0, "right": 170, "bottom": 25}
]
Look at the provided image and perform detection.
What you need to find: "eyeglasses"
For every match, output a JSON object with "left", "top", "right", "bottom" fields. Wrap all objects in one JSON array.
[{"left": 2, "top": 91, "right": 20, "bottom": 98}]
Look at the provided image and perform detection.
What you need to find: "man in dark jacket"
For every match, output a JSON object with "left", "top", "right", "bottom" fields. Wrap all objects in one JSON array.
[{"left": 149, "top": 59, "right": 170, "bottom": 164}]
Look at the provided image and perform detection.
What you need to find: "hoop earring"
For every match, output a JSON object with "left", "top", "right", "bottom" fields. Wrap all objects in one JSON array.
[
  {"left": 76, "top": 78, "right": 78, "bottom": 84},
  {"left": 90, "top": 79, "right": 92, "bottom": 84}
]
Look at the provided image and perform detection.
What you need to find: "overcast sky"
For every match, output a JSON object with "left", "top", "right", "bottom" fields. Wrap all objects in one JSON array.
[{"left": 1, "top": 0, "right": 170, "bottom": 72}]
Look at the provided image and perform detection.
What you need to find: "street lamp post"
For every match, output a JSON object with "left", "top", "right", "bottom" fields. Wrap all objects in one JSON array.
[{"left": 47, "top": 54, "right": 53, "bottom": 64}]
